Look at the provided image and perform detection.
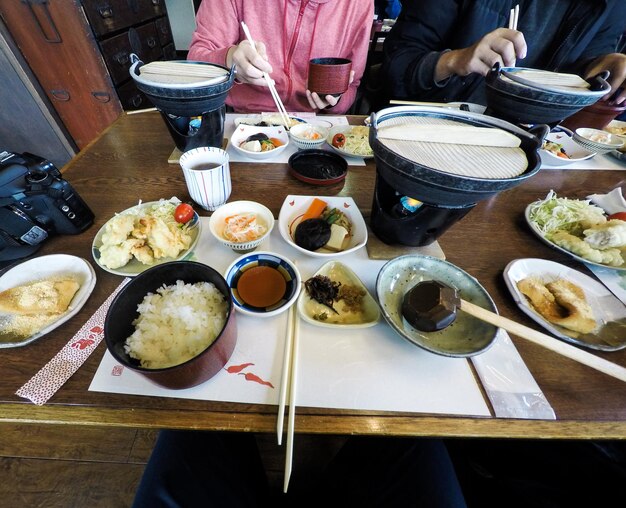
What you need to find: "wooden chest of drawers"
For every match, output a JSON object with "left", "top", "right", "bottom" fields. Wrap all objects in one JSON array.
[{"left": 0, "top": 0, "right": 175, "bottom": 149}]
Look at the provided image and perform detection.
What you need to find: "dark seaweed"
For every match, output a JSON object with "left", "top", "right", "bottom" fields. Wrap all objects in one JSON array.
[
  {"left": 294, "top": 218, "right": 331, "bottom": 251},
  {"left": 304, "top": 275, "right": 341, "bottom": 314},
  {"left": 245, "top": 133, "right": 270, "bottom": 142}
]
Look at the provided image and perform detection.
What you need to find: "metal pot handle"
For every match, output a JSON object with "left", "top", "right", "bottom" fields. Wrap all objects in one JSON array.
[
  {"left": 129, "top": 53, "right": 143, "bottom": 77},
  {"left": 527, "top": 124, "right": 550, "bottom": 143}
]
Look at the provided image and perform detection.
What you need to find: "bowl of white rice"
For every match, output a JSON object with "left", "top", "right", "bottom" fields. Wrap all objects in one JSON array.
[{"left": 104, "top": 261, "right": 236, "bottom": 389}]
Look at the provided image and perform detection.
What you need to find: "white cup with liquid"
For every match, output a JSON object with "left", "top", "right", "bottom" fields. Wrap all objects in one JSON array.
[{"left": 179, "top": 147, "right": 231, "bottom": 211}]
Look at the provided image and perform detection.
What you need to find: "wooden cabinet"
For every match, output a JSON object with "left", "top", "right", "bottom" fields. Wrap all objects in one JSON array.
[{"left": 0, "top": 0, "right": 175, "bottom": 149}]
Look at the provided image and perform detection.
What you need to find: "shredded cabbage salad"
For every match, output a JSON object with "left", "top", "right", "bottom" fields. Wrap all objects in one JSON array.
[
  {"left": 138, "top": 198, "right": 190, "bottom": 230},
  {"left": 527, "top": 190, "right": 606, "bottom": 235}
]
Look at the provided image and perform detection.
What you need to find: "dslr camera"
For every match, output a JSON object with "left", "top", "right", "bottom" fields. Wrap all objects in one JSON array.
[{"left": 0, "top": 151, "right": 94, "bottom": 262}]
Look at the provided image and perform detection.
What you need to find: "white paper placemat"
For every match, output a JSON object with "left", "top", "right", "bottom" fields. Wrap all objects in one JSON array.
[{"left": 90, "top": 220, "right": 552, "bottom": 419}]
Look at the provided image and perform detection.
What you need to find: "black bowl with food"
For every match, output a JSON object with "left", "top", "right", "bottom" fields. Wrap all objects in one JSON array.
[
  {"left": 104, "top": 261, "right": 237, "bottom": 389},
  {"left": 288, "top": 150, "right": 347, "bottom": 186}
]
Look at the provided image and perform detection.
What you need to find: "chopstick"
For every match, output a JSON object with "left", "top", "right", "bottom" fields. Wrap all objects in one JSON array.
[
  {"left": 508, "top": 4, "right": 520, "bottom": 67},
  {"left": 240, "top": 22, "right": 291, "bottom": 129},
  {"left": 277, "top": 302, "right": 296, "bottom": 445},
  {"left": 283, "top": 307, "right": 300, "bottom": 493}
]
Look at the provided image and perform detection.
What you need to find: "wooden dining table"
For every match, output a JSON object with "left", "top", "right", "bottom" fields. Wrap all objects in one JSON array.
[{"left": 1, "top": 111, "right": 625, "bottom": 440}]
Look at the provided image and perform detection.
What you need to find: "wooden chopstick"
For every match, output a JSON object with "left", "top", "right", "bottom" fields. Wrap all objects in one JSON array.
[
  {"left": 240, "top": 21, "right": 291, "bottom": 129},
  {"left": 283, "top": 309, "right": 300, "bottom": 493},
  {"left": 508, "top": 4, "right": 520, "bottom": 66},
  {"left": 277, "top": 303, "right": 296, "bottom": 445}
]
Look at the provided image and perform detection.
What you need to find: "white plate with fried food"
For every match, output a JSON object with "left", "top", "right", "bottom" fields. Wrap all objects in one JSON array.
[
  {"left": 504, "top": 258, "right": 626, "bottom": 351},
  {"left": 326, "top": 125, "right": 374, "bottom": 159},
  {"left": 525, "top": 191, "right": 626, "bottom": 270},
  {"left": 92, "top": 199, "right": 200, "bottom": 277},
  {"left": 0, "top": 254, "right": 96, "bottom": 348}
]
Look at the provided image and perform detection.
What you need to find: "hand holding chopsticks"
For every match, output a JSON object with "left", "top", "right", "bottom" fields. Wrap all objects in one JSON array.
[{"left": 239, "top": 22, "right": 291, "bottom": 128}]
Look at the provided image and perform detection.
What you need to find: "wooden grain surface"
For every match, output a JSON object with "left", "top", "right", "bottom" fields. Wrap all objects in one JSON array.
[{"left": 1, "top": 111, "right": 625, "bottom": 439}]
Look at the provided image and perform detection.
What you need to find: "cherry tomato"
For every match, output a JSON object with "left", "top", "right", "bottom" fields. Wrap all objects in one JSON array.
[
  {"left": 332, "top": 133, "right": 346, "bottom": 148},
  {"left": 608, "top": 211, "right": 626, "bottom": 221},
  {"left": 174, "top": 203, "right": 195, "bottom": 223}
]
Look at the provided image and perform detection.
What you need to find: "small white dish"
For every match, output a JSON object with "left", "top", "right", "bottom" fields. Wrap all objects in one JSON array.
[
  {"left": 278, "top": 195, "right": 367, "bottom": 258},
  {"left": 604, "top": 120, "right": 626, "bottom": 153},
  {"left": 288, "top": 123, "right": 328, "bottom": 150},
  {"left": 208, "top": 200, "right": 274, "bottom": 252},
  {"left": 524, "top": 202, "right": 626, "bottom": 271},
  {"left": 0, "top": 254, "right": 96, "bottom": 348},
  {"left": 298, "top": 261, "right": 380, "bottom": 328},
  {"left": 504, "top": 258, "right": 626, "bottom": 351},
  {"left": 573, "top": 127, "right": 624, "bottom": 154},
  {"left": 540, "top": 130, "right": 595, "bottom": 167},
  {"left": 92, "top": 200, "right": 201, "bottom": 277},
  {"left": 229, "top": 124, "right": 289, "bottom": 160},
  {"left": 326, "top": 125, "right": 374, "bottom": 159}
]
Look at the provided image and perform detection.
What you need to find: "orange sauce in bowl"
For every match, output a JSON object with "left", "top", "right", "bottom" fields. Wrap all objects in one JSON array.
[{"left": 237, "top": 266, "right": 286, "bottom": 307}]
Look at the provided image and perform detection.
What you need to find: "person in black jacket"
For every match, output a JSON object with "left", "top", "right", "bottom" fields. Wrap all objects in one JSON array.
[{"left": 382, "top": 0, "right": 626, "bottom": 106}]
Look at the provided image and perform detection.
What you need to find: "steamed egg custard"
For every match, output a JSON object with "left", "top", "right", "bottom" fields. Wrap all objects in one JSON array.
[{"left": 376, "top": 116, "right": 528, "bottom": 178}]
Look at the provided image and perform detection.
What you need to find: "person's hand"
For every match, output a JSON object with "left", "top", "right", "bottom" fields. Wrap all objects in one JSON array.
[
  {"left": 306, "top": 71, "right": 355, "bottom": 110},
  {"left": 435, "top": 28, "right": 527, "bottom": 82},
  {"left": 584, "top": 53, "right": 626, "bottom": 104},
  {"left": 226, "top": 40, "right": 273, "bottom": 86}
]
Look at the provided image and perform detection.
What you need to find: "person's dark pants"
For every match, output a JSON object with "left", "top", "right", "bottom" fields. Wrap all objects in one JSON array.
[{"left": 133, "top": 430, "right": 467, "bottom": 508}]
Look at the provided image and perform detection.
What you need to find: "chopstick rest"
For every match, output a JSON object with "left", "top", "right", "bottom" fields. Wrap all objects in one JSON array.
[{"left": 16, "top": 278, "right": 130, "bottom": 405}]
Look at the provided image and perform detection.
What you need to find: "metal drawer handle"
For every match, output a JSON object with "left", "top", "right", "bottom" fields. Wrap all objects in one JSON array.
[
  {"left": 98, "top": 5, "right": 114, "bottom": 19},
  {"left": 50, "top": 89, "right": 70, "bottom": 101},
  {"left": 151, "top": 0, "right": 161, "bottom": 6},
  {"left": 114, "top": 52, "right": 130, "bottom": 65},
  {"left": 22, "top": 0, "right": 62, "bottom": 43},
  {"left": 131, "top": 94, "right": 144, "bottom": 107},
  {"left": 146, "top": 37, "right": 157, "bottom": 48},
  {"left": 91, "top": 91, "right": 111, "bottom": 103}
]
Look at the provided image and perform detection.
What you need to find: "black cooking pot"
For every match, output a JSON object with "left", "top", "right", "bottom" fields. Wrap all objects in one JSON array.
[
  {"left": 369, "top": 106, "right": 547, "bottom": 207},
  {"left": 485, "top": 65, "right": 610, "bottom": 125}
]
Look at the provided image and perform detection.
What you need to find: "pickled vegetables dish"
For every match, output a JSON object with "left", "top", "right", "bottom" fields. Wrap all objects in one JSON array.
[{"left": 222, "top": 213, "right": 268, "bottom": 243}]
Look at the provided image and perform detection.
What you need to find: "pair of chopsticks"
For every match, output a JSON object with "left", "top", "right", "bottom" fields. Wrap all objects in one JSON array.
[
  {"left": 277, "top": 295, "right": 300, "bottom": 492},
  {"left": 508, "top": 4, "right": 520, "bottom": 66},
  {"left": 240, "top": 22, "right": 291, "bottom": 129}
]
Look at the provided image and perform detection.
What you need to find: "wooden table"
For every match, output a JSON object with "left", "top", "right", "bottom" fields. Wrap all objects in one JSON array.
[{"left": 2, "top": 111, "right": 625, "bottom": 439}]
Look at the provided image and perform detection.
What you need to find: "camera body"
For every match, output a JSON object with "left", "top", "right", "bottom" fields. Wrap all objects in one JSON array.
[{"left": 0, "top": 151, "right": 95, "bottom": 262}]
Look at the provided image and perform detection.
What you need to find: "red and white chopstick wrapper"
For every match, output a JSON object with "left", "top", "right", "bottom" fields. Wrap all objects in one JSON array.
[{"left": 16, "top": 278, "right": 130, "bottom": 405}]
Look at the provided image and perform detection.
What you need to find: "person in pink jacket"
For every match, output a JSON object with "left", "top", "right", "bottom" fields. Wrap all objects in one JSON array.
[{"left": 187, "top": 0, "right": 373, "bottom": 114}]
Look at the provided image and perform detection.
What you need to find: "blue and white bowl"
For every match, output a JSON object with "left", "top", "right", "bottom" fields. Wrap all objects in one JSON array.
[{"left": 224, "top": 251, "right": 301, "bottom": 318}]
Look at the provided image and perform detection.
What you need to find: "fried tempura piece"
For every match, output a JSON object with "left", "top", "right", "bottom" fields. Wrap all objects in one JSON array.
[
  {"left": 549, "top": 230, "right": 623, "bottom": 266},
  {"left": 517, "top": 276, "right": 597, "bottom": 334},
  {"left": 137, "top": 216, "right": 190, "bottom": 259},
  {"left": 516, "top": 277, "right": 564, "bottom": 321},
  {"left": 583, "top": 219, "right": 626, "bottom": 249},
  {"left": 100, "top": 213, "right": 136, "bottom": 245},
  {"left": 545, "top": 279, "right": 597, "bottom": 334},
  {"left": 99, "top": 238, "right": 143, "bottom": 269}
]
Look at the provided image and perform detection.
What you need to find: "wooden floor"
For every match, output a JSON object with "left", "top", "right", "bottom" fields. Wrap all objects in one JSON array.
[{"left": 0, "top": 424, "right": 346, "bottom": 507}]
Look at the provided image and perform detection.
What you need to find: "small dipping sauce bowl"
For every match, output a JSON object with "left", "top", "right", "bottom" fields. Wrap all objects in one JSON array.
[
  {"left": 224, "top": 251, "right": 301, "bottom": 318},
  {"left": 288, "top": 149, "right": 347, "bottom": 186}
]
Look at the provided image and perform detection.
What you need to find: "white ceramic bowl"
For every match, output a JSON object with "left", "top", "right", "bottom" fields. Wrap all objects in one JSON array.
[
  {"left": 288, "top": 123, "right": 329, "bottom": 150},
  {"left": 208, "top": 200, "right": 274, "bottom": 252},
  {"left": 604, "top": 120, "right": 626, "bottom": 153},
  {"left": 540, "top": 130, "right": 595, "bottom": 167},
  {"left": 229, "top": 124, "right": 289, "bottom": 160},
  {"left": 573, "top": 128, "right": 624, "bottom": 154},
  {"left": 278, "top": 194, "right": 368, "bottom": 258},
  {"left": 224, "top": 251, "right": 301, "bottom": 318}
]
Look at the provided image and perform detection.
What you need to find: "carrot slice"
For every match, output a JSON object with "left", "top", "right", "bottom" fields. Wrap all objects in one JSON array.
[{"left": 301, "top": 197, "right": 327, "bottom": 222}]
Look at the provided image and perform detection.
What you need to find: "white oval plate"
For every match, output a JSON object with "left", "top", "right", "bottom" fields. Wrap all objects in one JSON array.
[
  {"left": 326, "top": 125, "right": 374, "bottom": 159},
  {"left": 298, "top": 261, "right": 380, "bottom": 328},
  {"left": 0, "top": 254, "right": 96, "bottom": 348},
  {"left": 540, "top": 130, "right": 596, "bottom": 167},
  {"left": 228, "top": 124, "right": 290, "bottom": 160},
  {"left": 524, "top": 202, "right": 626, "bottom": 271},
  {"left": 278, "top": 195, "right": 367, "bottom": 258},
  {"left": 503, "top": 258, "right": 626, "bottom": 351},
  {"left": 92, "top": 201, "right": 201, "bottom": 277}
]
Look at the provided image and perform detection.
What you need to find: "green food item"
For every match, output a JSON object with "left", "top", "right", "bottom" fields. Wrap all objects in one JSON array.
[{"left": 528, "top": 190, "right": 606, "bottom": 236}]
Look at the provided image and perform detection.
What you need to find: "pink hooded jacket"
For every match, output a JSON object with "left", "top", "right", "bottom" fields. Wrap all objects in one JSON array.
[{"left": 187, "top": 0, "right": 373, "bottom": 114}]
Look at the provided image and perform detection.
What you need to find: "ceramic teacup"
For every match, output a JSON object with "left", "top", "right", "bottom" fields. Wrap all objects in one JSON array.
[{"left": 179, "top": 147, "right": 231, "bottom": 211}]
